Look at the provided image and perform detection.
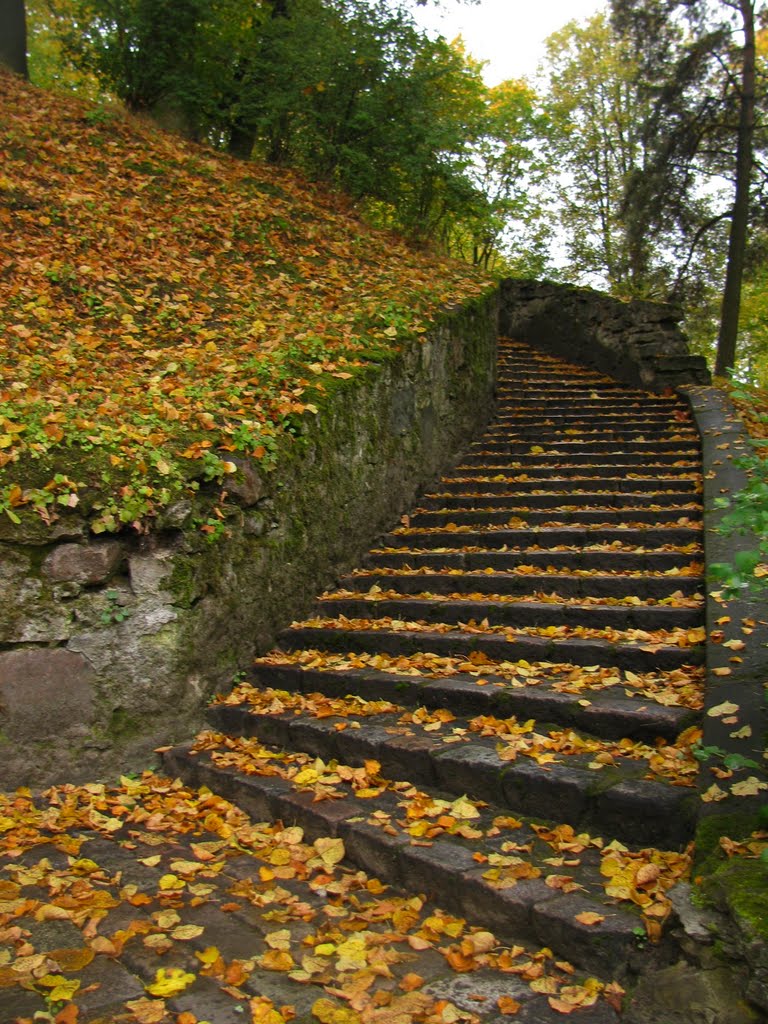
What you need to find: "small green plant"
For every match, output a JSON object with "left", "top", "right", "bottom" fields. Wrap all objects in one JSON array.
[
  {"left": 100, "top": 589, "right": 129, "bottom": 625},
  {"left": 692, "top": 742, "right": 761, "bottom": 772}
]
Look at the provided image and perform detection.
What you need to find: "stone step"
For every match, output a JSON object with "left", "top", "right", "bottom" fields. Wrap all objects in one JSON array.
[
  {"left": 341, "top": 571, "right": 704, "bottom": 600},
  {"left": 494, "top": 400, "right": 682, "bottom": 413},
  {"left": 246, "top": 659, "right": 702, "bottom": 742},
  {"left": 473, "top": 442, "right": 699, "bottom": 456},
  {"left": 164, "top": 740, "right": 686, "bottom": 979},
  {"left": 495, "top": 392, "right": 681, "bottom": 405},
  {"left": 455, "top": 454, "right": 699, "bottom": 469},
  {"left": 381, "top": 526, "right": 702, "bottom": 550},
  {"left": 480, "top": 429, "right": 698, "bottom": 443},
  {"left": 418, "top": 492, "right": 701, "bottom": 510},
  {"left": 445, "top": 465, "right": 700, "bottom": 480},
  {"left": 435, "top": 478, "right": 701, "bottom": 494},
  {"left": 364, "top": 549, "right": 703, "bottom": 573},
  {"left": 280, "top": 624, "right": 705, "bottom": 673},
  {"left": 469, "top": 440, "right": 700, "bottom": 455},
  {"left": 316, "top": 595, "right": 702, "bottom": 632},
  {"left": 491, "top": 419, "right": 691, "bottom": 431},
  {"left": 204, "top": 695, "right": 698, "bottom": 850},
  {"left": 405, "top": 508, "right": 701, "bottom": 528}
]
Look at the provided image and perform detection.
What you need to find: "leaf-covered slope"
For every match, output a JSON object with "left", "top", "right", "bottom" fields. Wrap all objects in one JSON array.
[{"left": 0, "top": 70, "right": 492, "bottom": 531}]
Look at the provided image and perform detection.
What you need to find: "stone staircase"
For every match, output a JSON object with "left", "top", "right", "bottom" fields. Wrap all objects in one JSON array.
[{"left": 166, "top": 339, "right": 706, "bottom": 996}]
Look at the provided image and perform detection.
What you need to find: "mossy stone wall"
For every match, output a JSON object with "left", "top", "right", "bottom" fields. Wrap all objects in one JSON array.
[{"left": 0, "top": 293, "right": 498, "bottom": 787}]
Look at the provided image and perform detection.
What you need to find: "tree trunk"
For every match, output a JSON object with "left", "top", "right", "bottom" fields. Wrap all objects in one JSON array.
[
  {"left": 0, "top": 0, "right": 28, "bottom": 78},
  {"left": 715, "top": 0, "right": 755, "bottom": 377}
]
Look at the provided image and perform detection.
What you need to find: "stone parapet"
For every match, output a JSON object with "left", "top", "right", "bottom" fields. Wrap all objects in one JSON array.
[{"left": 499, "top": 278, "right": 711, "bottom": 391}]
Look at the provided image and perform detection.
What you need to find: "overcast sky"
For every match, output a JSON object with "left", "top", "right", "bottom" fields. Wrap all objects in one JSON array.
[{"left": 412, "top": 0, "right": 608, "bottom": 84}]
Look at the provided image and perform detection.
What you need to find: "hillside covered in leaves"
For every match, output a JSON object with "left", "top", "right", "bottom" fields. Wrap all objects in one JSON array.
[{"left": 0, "top": 70, "right": 492, "bottom": 533}]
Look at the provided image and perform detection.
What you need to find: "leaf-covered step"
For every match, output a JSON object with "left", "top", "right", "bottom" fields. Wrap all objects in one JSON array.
[
  {"left": 473, "top": 432, "right": 700, "bottom": 448},
  {"left": 458, "top": 452, "right": 699, "bottom": 469},
  {"left": 405, "top": 507, "right": 701, "bottom": 528},
  {"left": 435, "top": 476, "right": 702, "bottom": 495},
  {"left": 342, "top": 570, "right": 704, "bottom": 600},
  {"left": 479, "top": 430, "right": 699, "bottom": 446},
  {"left": 164, "top": 739, "right": 692, "bottom": 978},
  {"left": 444, "top": 466, "right": 704, "bottom": 481},
  {"left": 316, "top": 594, "right": 703, "bottom": 632},
  {"left": 381, "top": 526, "right": 702, "bottom": 550},
  {"left": 469, "top": 439, "right": 700, "bottom": 456},
  {"left": 280, "top": 622, "right": 706, "bottom": 672},
  {"left": 246, "top": 656, "right": 703, "bottom": 739},
  {"left": 418, "top": 491, "right": 701, "bottom": 511},
  {"left": 364, "top": 547, "right": 704, "bottom": 573},
  {"left": 489, "top": 407, "right": 696, "bottom": 419},
  {"left": 204, "top": 689, "right": 699, "bottom": 849},
  {"left": 495, "top": 393, "right": 682, "bottom": 408}
]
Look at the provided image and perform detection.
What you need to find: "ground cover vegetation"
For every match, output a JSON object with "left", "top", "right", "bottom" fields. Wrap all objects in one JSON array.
[{"left": 0, "top": 66, "right": 492, "bottom": 531}]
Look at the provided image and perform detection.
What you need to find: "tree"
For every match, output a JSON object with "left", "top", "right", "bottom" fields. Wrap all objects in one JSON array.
[
  {"left": 27, "top": 0, "right": 507, "bottom": 250},
  {"left": 538, "top": 14, "right": 658, "bottom": 295},
  {"left": 0, "top": 0, "right": 29, "bottom": 77},
  {"left": 610, "top": 0, "right": 767, "bottom": 375}
]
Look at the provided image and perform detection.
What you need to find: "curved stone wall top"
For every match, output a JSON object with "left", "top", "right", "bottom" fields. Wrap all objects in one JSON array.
[{"left": 500, "top": 278, "right": 711, "bottom": 391}]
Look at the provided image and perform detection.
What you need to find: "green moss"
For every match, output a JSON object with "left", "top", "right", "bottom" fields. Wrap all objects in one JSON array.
[
  {"left": 703, "top": 858, "right": 768, "bottom": 942},
  {"left": 167, "top": 556, "right": 204, "bottom": 609},
  {"left": 694, "top": 810, "right": 762, "bottom": 873},
  {"left": 108, "top": 707, "right": 141, "bottom": 741}
]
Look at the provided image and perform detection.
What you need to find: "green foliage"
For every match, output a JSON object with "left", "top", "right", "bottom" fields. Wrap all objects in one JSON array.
[
  {"left": 25, "top": 0, "right": 542, "bottom": 265},
  {"left": 708, "top": 384, "right": 768, "bottom": 598}
]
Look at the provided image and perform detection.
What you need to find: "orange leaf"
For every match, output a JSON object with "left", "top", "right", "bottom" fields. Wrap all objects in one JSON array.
[
  {"left": 574, "top": 912, "right": 605, "bottom": 926},
  {"left": 497, "top": 996, "right": 521, "bottom": 1015}
]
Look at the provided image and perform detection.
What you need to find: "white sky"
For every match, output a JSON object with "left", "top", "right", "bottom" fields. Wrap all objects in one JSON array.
[{"left": 412, "top": 0, "right": 608, "bottom": 84}]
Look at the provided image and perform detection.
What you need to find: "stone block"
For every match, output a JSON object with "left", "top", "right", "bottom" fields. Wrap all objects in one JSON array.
[
  {"left": 43, "top": 539, "right": 124, "bottom": 584},
  {"left": 532, "top": 894, "right": 638, "bottom": 977},
  {"left": 0, "top": 648, "right": 95, "bottom": 743},
  {"left": 226, "top": 456, "right": 266, "bottom": 507}
]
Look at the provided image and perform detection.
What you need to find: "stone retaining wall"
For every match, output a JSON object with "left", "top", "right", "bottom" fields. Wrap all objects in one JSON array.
[
  {"left": 0, "top": 292, "right": 498, "bottom": 788},
  {"left": 500, "top": 278, "right": 711, "bottom": 390}
]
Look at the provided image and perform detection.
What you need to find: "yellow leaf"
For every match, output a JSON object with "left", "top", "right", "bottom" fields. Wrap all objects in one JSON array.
[
  {"left": 313, "top": 837, "right": 345, "bottom": 868},
  {"left": 702, "top": 784, "right": 729, "bottom": 803},
  {"left": 36, "top": 974, "right": 81, "bottom": 1002},
  {"left": 69, "top": 857, "right": 100, "bottom": 874},
  {"left": 125, "top": 997, "right": 168, "bottom": 1024},
  {"left": 196, "top": 946, "right": 221, "bottom": 966},
  {"left": 730, "top": 726, "right": 752, "bottom": 739},
  {"left": 312, "top": 997, "right": 362, "bottom": 1024},
  {"left": 159, "top": 873, "right": 185, "bottom": 890},
  {"left": 730, "top": 777, "right": 768, "bottom": 797},
  {"left": 265, "top": 929, "right": 292, "bottom": 951},
  {"left": 145, "top": 967, "right": 196, "bottom": 996},
  {"left": 450, "top": 795, "right": 480, "bottom": 820},
  {"left": 171, "top": 924, "right": 205, "bottom": 940},
  {"left": 154, "top": 910, "right": 181, "bottom": 929},
  {"left": 259, "top": 949, "right": 295, "bottom": 972},
  {"left": 707, "top": 700, "right": 739, "bottom": 717}
]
